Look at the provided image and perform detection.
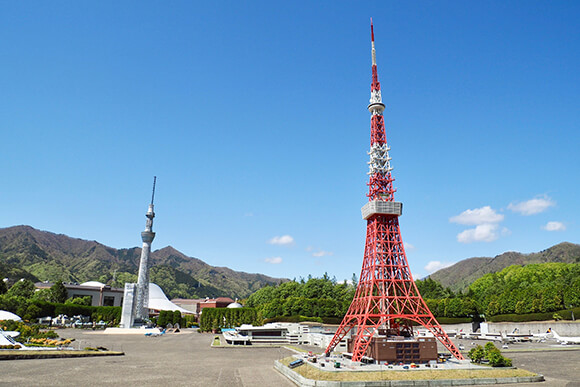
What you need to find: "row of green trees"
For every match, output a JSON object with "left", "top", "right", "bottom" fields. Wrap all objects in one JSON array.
[
  {"left": 0, "top": 279, "right": 121, "bottom": 324},
  {"left": 155, "top": 310, "right": 184, "bottom": 328},
  {"left": 199, "top": 308, "right": 260, "bottom": 332},
  {"left": 245, "top": 275, "right": 476, "bottom": 321},
  {"left": 4, "top": 262, "right": 578, "bottom": 326},
  {"left": 245, "top": 274, "right": 355, "bottom": 320},
  {"left": 153, "top": 310, "right": 197, "bottom": 329},
  {"left": 245, "top": 263, "right": 580, "bottom": 323},
  {"left": 466, "top": 263, "right": 580, "bottom": 316},
  {"left": 417, "top": 263, "right": 580, "bottom": 319}
]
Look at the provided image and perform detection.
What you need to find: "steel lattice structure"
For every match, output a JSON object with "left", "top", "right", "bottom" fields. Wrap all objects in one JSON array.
[{"left": 324, "top": 21, "right": 464, "bottom": 362}]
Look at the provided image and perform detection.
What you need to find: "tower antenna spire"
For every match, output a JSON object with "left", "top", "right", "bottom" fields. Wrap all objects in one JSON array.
[
  {"left": 370, "top": 18, "right": 380, "bottom": 91},
  {"left": 150, "top": 176, "right": 157, "bottom": 205}
]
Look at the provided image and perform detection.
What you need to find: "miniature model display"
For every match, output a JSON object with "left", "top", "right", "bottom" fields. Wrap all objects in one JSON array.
[{"left": 325, "top": 21, "right": 463, "bottom": 362}]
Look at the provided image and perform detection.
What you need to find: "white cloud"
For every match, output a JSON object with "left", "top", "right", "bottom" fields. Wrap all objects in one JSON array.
[
  {"left": 508, "top": 195, "right": 555, "bottom": 215},
  {"left": 543, "top": 221, "right": 566, "bottom": 232},
  {"left": 244, "top": 212, "right": 254, "bottom": 217},
  {"left": 501, "top": 227, "right": 512, "bottom": 236},
  {"left": 404, "top": 242, "right": 415, "bottom": 251},
  {"left": 265, "top": 257, "right": 283, "bottom": 264},
  {"left": 312, "top": 250, "right": 333, "bottom": 257},
  {"left": 268, "top": 235, "right": 294, "bottom": 246},
  {"left": 424, "top": 261, "right": 453, "bottom": 274},
  {"left": 449, "top": 206, "right": 504, "bottom": 225},
  {"left": 457, "top": 223, "right": 499, "bottom": 243}
]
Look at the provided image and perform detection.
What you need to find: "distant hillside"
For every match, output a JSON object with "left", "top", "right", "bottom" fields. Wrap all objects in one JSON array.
[
  {"left": 429, "top": 242, "right": 580, "bottom": 293},
  {"left": 0, "top": 225, "right": 286, "bottom": 299}
]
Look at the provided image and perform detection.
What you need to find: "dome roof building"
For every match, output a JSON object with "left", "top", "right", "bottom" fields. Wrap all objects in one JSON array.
[
  {"left": 0, "top": 310, "right": 22, "bottom": 321},
  {"left": 226, "top": 302, "right": 243, "bottom": 309}
]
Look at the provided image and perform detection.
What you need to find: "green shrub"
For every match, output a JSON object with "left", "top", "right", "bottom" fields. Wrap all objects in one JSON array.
[
  {"left": 483, "top": 342, "right": 512, "bottom": 367},
  {"left": 182, "top": 314, "right": 198, "bottom": 328},
  {"left": 92, "top": 306, "right": 121, "bottom": 325},
  {"left": 468, "top": 345, "right": 485, "bottom": 363}
]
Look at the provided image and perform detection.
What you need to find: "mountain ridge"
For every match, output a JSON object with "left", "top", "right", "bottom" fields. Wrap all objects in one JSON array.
[
  {"left": 428, "top": 242, "right": 580, "bottom": 292},
  {"left": 0, "top": 225, "right": 285, "bottom": 299}
]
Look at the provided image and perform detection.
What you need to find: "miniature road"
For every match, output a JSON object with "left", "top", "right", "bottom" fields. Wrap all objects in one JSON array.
[{"left": 0, "top": 329, "right": 295, "bottom": 387}]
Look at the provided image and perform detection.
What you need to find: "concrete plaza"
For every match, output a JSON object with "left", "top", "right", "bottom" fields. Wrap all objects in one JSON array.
[
  {"left": 1, "top": 329, "right": 580, "bottom": 386},
  {"left": 0, "top": 329, "right": 294, "bottom": 386}
]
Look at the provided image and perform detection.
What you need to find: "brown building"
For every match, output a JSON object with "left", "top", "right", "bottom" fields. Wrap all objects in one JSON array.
[
  {"left": 35, "top": 281, "right": 124, "bottom": 307},
  {"left": 347, "top": 336, "right": 437, "bottom": 363},
  {"left": 171, "top": 297, "right": 235, "bottom": 317}
]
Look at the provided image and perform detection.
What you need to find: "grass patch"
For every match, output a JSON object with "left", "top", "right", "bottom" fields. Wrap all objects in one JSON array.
[
  {"left": 212, "top": 336, "right": 221, "bottom": 346},
  {"left": 279, "top": 357, "right": 537, "bottom": 382},
  {"left": 0, "top": 350, "right": 124, "bottom": 360}
]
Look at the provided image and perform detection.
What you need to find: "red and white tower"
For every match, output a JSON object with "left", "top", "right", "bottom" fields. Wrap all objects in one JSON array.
[{"left": 325, "top": 21, "right": 464, "bottom": 362}]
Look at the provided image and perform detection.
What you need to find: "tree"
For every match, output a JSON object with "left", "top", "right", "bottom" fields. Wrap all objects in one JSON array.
[
  {"left": 0, "top": 280, "right": 7, "bottom": 295},
  {"left": 416, "top": 278, "right": 454, "bottom": 299},
  {"left": 32, "top": 289, "right": 53, "bottom": 302},
  {"left": 50, "top": 280, "right": 68, "bottom": 303},
  {"left": 157, "top": 310, "right": 169, "bottom": 327},
  {"left": 173, "top": 310, "right": 182, "bottom": 326},
  {"left": 7, "top": 279, "right": 35, "bottom": 298},
  {"left": 66, "top": 296, "right": 92, "bottom": 306}
]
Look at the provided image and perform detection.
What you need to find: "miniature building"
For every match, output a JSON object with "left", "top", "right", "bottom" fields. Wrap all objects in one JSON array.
[
  {"left": 221, "top": 322, "right": 349, "bottom": 350},
  {"left": 200, "top": 297, "right": 235, "bottom": 309},
  {"left": 347, "top": 335, "right": 437, "bottom": 363},
  {"left": 35, "top": 281, "right": 124, "bottom": 307},
  {"left": 171, "top": 297, "right": 235, "bottom": 317}
]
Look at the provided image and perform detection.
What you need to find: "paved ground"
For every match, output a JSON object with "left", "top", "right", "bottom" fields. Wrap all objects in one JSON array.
[
  {"left": 451, "top": 337, "right": 580, "bottom": 387},
  {"left": 502, "top": 351, "right": 580, "bottom": 387},
  {"left": 1, "top": 329, "right": 580, "bottom": 386},
  {"left": 0, "top": 329, "right": 295, "bottom": 386}
]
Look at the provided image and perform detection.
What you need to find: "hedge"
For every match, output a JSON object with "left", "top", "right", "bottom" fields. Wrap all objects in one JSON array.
[
  {"left": 435, "top": 317, "right": 472, "bottom": 324},
  {"left": 200, "top": 308, "right": 259, "bottom": 331},
  {"left": 489, "top": 307, "right": 580, "bottom": 323},
  {"left": 264, "top": 315, "right": 323, "bottom": 324}
]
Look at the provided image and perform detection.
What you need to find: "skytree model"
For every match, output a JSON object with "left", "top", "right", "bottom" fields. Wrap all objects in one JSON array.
[
  {"left": 120, "top": 177, "right": 157, "bottom": 328},
  {"left": 135, "top": 176, "right": 156, "bottom": 321}
]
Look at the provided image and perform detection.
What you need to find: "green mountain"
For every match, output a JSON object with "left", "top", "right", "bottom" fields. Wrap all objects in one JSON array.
[
  {"left": 428, "top": 242, "right": 580, "bottom": 293},
  {"left": 0, "top": 225, "right": 286, "bottom": 299}
]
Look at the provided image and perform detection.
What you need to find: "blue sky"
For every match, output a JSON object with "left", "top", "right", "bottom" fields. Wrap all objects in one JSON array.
[{"left": 1, "top": 1, "right": 578, "bottom": 283}]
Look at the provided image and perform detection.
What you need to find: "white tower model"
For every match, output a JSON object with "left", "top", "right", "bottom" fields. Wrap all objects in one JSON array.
[
  {"left": 135, "top": 176, "right": 156, "bottom": 321},
  {"left": 120, "top": 177, "right": 156, "bottom": 328}
]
